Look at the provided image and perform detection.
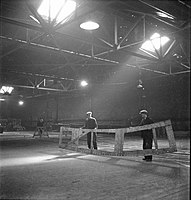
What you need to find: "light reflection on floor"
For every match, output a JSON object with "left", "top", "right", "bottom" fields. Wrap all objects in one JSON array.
[{"left": 0, "top": 153, "right": 82, "bottom": 167}]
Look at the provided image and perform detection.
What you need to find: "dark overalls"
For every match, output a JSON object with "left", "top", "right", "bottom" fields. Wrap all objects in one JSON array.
[
  {"left": 140, "top": 117, "right": 153, "bottom": 161},
  {"left": 84, "top": 117, "right": 98, "bottom": 149},
  {"left": 37, "top": 120, "right": 44, "bottom": 135}
]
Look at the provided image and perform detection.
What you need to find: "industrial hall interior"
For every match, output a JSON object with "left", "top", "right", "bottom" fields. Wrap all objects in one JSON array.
[{"left": 0, "top": 0, "right": 190, "bottom": 200}]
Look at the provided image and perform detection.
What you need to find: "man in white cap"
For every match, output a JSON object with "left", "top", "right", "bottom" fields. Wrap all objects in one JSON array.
[
  {"left": 83, "top": 111, "right": 98, "bottom": 149},
  {"left": 139, "top": 110, "right": 153, "bottom": 161}
]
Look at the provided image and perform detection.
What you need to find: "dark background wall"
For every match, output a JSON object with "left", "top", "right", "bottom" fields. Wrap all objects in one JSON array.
[{"left": 0, "top": 74, "right": 190, "bottom": 130}]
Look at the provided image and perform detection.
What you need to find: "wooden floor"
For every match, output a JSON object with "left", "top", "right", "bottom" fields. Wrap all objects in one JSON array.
[{"left": 0, "top": 131, "right": 190, "bottom": 200}]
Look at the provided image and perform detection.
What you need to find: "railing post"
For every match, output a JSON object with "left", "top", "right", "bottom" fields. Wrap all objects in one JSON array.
[
  {"left": 73, "top": 129, "right": 78, "bottom": 150},
  {"left": 114, "top": 129, "right": 124, "bottom": 156},
  {"left": 152, "top": 128, "right": 158, "bottom": 149},
  {"left": 75, "top": 129, "right": 79, "bottom": 146},
  {"left": 59, "top": 127, "right": 63, "bottom": 147},
  {"left": 71, "top": 128, "right": 79, "bottom": 141},
  {"left": 165, "top": 121, "right": 177, "bottom": 151}
]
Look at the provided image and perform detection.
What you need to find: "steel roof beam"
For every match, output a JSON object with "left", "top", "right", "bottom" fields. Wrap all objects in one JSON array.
[
  {"left": 0, "top": 31, "right": 46, "bottom": 60},
  {"left": 163, "top": 40, "right": 177, "bottom": 58},
  {"left": 174, "top": 61, "right": 190, "bottom": 70},
  {"left": 95, "top": 48, "right": 158, "bottom": 61},
  {"left": 121, "top": 8, "right": 180, "bottom": 29},
  {"left": 0, "top": 16, "right": 111, "bottom": 51},
  {"left": 0, "top": 16, "right": 43, "bottom": 32},
  {"left": 138, "top": 0, "right": 175, "bottom": 19},
  {"left": 1, "top": 35, "right": 169, "bottom": 76},
  {"left": 2, "top": 69, "right": 76, "bottom": 82},
  {"left": 5, "top": 84, "right": 69, "bottom": 92},
  {"left": 118, "top": 16, "right": 143, "bottom": 48},
  {"left": 25, "top": 2, "right": 50, "bottom": 33},
  {"left": 0, "top": 35, "right": 118, "bottom": 64}
]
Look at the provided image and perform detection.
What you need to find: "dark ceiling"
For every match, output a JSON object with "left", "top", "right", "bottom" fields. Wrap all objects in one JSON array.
[{"left": 0, "top": 0, "right": 190, "bottom": 99}]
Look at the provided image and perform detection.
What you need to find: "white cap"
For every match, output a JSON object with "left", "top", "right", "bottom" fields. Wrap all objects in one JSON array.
[
  {"left": 86, "top": 111, "right": 92, "bottom": 115},
  {"left": 139, "top": 110, "right": 148, "bottom": 114}
]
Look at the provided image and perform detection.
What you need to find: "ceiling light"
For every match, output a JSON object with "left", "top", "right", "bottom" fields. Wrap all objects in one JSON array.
[
  {"left": 0, "top": 86, "right": 14, "bottom": 95},
  {"left": 29, "top": 15, "right": 40, "bottom": 24},
  {"left": 18, "top": 100, "right": 24, "bottom": 106},
  {"left": 80, "top": 80, "right": 88, "bottom": 87},
  {"left": 156, "top": 12, "right": 174, "bottom": 19},
  {"left": 80, "top": 21, "right": 99, "bottom": 30},
  {"left": 140, "top": 33, "right": 170, "bottom": 52},
  {"left": 38, "top": 0, "right": 76, "bottom": 24}
]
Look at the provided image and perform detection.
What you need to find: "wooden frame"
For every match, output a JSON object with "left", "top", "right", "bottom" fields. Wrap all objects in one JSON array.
[{"left": 59, "top": 120, "right": 177, "bottom": 156}]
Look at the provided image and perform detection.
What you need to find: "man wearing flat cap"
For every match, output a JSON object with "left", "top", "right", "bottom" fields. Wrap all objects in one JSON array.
[
  {"left": 139, "top": 110, "right": 154, "bottom": 161},
  {"left": 83, "top": 111, "right": 98, "bottom": 149}
]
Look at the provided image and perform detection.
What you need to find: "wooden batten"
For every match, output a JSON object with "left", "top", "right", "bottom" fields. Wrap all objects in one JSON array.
[{"left": 59, "top": 120, "right": 177, "bottom": 156}]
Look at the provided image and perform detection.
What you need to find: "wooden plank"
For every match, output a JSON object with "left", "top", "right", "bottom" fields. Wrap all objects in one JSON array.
[
  {"left": 152, "top": 128, "right": 158, "bottom": 149},
  {"left": 59, "top": 119, "right": 177, "bottom": 156},
  {"left": 61, "top": 145, "right": 119, "bottom": 156},
  {"left": 59, "top": 127, "right": 63, "bottom": 146},
  {"left": 60, "top": 120, "right": 172, "bottom": 134},
  {"left": 59, "top": 145, "right": 176, "bottom": 157},
  {"left": 165, "top": 125, "right": 177, "bottom": 151},
  {"left": 114, "top": 129, "right": 124, "bottom": 155},
  {"left": 122, "top": 148, "right": 176, "bottom": 156},
  {"left": 59, "top": 129, "right": 90, "bottom": 148}
]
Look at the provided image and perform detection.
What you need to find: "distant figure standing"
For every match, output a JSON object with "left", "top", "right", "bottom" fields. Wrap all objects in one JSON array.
[
  {"left": 37, "top": 118, "right": 44, "bottom": 135},
  {"left": 139, "top": 110, "right": 153, "bottom": 161},
  {"left": 83, "top": 111, "right": 98, "bottom": 149},
  {"left": 33, "top": 118, "right": 44, "bottom": 138}
]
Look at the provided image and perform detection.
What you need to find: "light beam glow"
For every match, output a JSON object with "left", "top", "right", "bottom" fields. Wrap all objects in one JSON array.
[
  {"left": 0, "top": 86, "right": 14, "bottom": 94},
  {"left": 80, "top": 21, "right": 100, "bottom": 30},
  {"left": 38, "top": 0, "right": 76, "bottom": 24},
  {"left": 156, "top": 12, "right": 174, "bottom": 19},
  {"left": 140, "top": 33, "right": 170, "bottom": 52},
  {"left": 80, "top": 80, "right": 88, "bottom": 87},
  {"left": 29, "top": 15, "right": 40, "bottom": 24},
  {"left": 18, "top": 100, "right": 24, "bottom": 106}
]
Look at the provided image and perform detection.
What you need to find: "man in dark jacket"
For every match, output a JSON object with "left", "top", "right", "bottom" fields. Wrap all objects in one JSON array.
[
  {"left": 139, "top": 110, "right": 153, "bottom": 161},
  {"left": 83, "top": 111, "right": 98, "bottom": 149}
]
